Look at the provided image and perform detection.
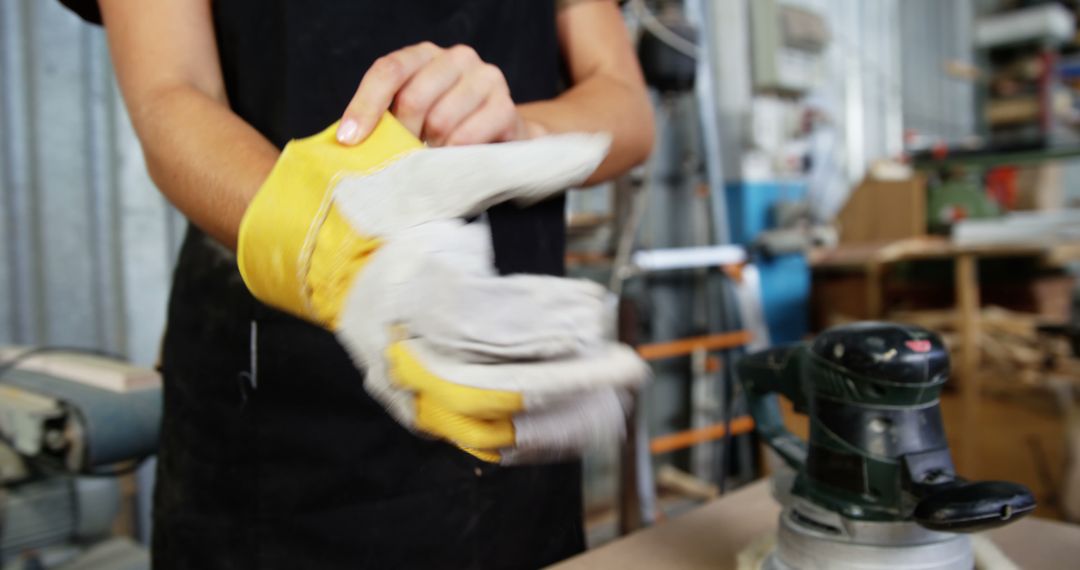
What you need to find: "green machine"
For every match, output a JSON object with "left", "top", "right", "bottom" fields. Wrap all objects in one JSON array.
[
  {"left": 927, "top": 179, "right": 1000, "bottom": 234},
  {"left": 737, "top": 322, "right": 1035, "bottom": 570}
]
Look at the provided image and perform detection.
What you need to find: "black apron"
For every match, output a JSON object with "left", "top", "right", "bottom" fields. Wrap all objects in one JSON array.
[{"left": 59, "top": 1, "right": 582, "bottom": 568}]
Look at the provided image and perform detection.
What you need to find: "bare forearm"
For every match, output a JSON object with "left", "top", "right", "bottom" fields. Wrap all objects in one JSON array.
[
  {"left": 99, "top": 0, "right": 275, "bottom": 251},
  {"left": 520, "top": 0, "right": 654, "bottom": 185},
  {"left": 131, "top": 86, "right": 278, "bottom": 250},
  {"left": 518, "top": 73, "right": 653, "bottom": 184}
]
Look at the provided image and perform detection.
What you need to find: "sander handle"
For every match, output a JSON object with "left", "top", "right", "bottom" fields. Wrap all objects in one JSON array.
[{"left": 736, "top": 345, "right": 809, "bottom": 469}]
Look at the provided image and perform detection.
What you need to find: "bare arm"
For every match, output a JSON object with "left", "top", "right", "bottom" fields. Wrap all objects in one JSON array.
[
  {"left": 99, "top": 0, "right": 277, "bottom": 250},
  {"left": 519, "top": 0, "right": 655, "bottom": 183}
]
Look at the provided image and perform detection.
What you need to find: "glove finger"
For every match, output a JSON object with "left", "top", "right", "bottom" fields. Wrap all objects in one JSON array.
[
  {"left": 400, "top": 339, "right": 650, "bottom": 411},
  {"left": 386, "top": 341, "right": 524, "bottom": 419},
  {"left": 333, "top": 132, "right": 611, "bottom": 235},
  {"left": 413, "top": 273, "right": 606, "bottom": 362},
  {"left": 413, "top": 393, "right": 516, "bottom": 450},
  {"left": 352, "top": 354, "right": 512, "bottom": 458},
  {"left": 502, "top": 388, "right": 630, "bottom": 465}
]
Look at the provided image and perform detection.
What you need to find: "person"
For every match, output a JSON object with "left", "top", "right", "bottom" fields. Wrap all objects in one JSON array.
[{"left": 59, "top": 0, "right": 654, "bottom": 567}]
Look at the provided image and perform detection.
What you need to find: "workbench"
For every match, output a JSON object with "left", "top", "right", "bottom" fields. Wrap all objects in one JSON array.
[{"left": 552, "top": 480, "right": 1080, "bottom": 570}]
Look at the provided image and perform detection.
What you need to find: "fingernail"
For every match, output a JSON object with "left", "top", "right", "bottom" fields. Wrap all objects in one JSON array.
[{"left": 337, "top": 119, "right": 359, "bottom": 144}]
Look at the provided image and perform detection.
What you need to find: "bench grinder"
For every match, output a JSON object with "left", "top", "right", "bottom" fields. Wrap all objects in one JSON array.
[{"left": 737, "top": 322, "right": 1036, "bottom": 570}]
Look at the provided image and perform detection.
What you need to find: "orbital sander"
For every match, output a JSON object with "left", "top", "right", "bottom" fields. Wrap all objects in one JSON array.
[{"left": 737, "top": 322, "right": 1036, "bottom": 570}]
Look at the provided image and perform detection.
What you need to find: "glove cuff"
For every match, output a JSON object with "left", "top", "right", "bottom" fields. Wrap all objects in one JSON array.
[{"left": 237, "top": 113, "right": 423, "bottom": 324}]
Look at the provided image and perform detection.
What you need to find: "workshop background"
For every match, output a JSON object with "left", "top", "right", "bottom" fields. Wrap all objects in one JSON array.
[{"left": 3, "top": 0, "right": 1080, "bottom": 568}]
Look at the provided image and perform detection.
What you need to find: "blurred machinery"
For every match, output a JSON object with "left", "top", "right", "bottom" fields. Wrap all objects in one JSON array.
[
  {"left": 749, "top": 0, "right": 830, "bottom": 94},
  {"left": 0, "top": 349, "right": 160, "bottom": 569}
]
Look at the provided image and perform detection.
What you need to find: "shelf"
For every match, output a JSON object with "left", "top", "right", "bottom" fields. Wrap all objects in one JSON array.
[{"left": 912, "top": 144, "right": 1080, "bottom": 169}]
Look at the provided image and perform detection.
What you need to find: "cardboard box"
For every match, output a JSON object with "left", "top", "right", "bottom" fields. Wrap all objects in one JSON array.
[{"left": 836, "top": 175, "right": 927, "bottom": 243}]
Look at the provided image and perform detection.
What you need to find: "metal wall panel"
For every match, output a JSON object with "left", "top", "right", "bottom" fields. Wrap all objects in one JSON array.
[
  {"left": 759, "top": 0, "right": 905, "bottom": 184},
  {"left": 0, "top": 1, "right": 184, "bottom": 366},
  {"left": 771, "top": 0, "right": 973, "bottom": 183},
  {"left": 900, "top": 0, "right": 977, "bottom": 144}
]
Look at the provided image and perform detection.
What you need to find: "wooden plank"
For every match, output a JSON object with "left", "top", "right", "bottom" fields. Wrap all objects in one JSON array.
[
  {"left": 986, "top": 96, "right": 1041, "bottom": 125},
  {"left": 812, "top": 237, "right": 1080, "bottom": 270},
  {"left": 1048, "top": 242, "right": 1080, "bottom": 266},
  {"left": 637, "top": 331, "right": 752, "bottom": 362}
]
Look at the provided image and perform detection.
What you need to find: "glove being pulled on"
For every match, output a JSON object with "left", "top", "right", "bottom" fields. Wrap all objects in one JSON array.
[{"left": 238, "top": 113, "right": 649, "bottom": 463}]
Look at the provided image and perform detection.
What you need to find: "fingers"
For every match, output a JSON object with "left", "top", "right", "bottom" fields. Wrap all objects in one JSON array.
[
  {"left": 423, "top": 63, "right": 508, "bottom": 145},
  {"left": 387, "top": 341, "right": 524, "bottom": 419},
  {"left": 443, "top": 91, "right": 522, "bottom": 146},
  {"left": 341, "top": 42, "right": 520, "bottom": 146},
  {"left": 392, "top": 45, "right": 480, "bottom": 139},
  {"left": 413, "top": 272, "right": 605, "bottom": 363},
  {"left": 338, "top": 41, "right": 440, "bottom": 145},
  {"left": 399, "top": 338, "right": 649, "bottom": 399},
  {"left": 414, "top": 394, "right": 517, "bottom": 449},
  {"left": 503, "top": 388, "right": 629, "bottom": 464}
]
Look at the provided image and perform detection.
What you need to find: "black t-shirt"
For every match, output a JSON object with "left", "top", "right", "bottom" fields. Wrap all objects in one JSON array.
[{"left": 59, "top": 2, "right": 584, "bottom": 569}]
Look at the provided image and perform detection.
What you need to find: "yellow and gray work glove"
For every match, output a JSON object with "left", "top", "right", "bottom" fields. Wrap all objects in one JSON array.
[{"left": 238, "top": 113, "right": 649, "bottom": 464}]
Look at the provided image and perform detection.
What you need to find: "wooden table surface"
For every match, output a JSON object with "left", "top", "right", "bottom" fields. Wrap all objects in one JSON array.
[
  {"left": 551, "top": 480, "right": 1080, "bottom": 570},
  {"left": 808, "top": 237, "right": 1080, "bottom": 269}
]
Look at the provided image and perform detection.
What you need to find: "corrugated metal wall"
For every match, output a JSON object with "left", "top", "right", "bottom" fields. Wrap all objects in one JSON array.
[
  {"left": 0, "top": 1, "right": 185, "bottom": 366},
  {"left": 802, "top": 0, "right": 975, "bottom": 167},
  {"left": 793, "top": 0, "right": 905, "bottom": 181},
  {"left": 900, "top": 0, "right": 977, "bottom": 143},
  {"left": 739, "top": 0, "right": 974, "bottom": 182}
]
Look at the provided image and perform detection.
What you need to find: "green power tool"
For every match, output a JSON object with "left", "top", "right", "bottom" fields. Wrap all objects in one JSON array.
[{"left": 737, "top": 322, "right": 1036, "bottom": 570}]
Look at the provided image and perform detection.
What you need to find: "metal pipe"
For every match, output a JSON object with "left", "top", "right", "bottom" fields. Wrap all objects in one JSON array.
[
  {"left": 629, "top": 245, "right": 746, "bottom": 274},
  {"left": 686, "top": 0, "right": 731, "bottom": 245}
]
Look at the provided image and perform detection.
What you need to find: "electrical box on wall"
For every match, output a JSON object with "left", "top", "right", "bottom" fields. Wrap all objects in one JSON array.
[{"left": 750, "top": 0, "right": 830, "bottom": 94}]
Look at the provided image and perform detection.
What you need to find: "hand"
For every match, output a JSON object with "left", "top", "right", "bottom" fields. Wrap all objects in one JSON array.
[{"left": 337, "top": 42, "right": 541, "bottom": 147}]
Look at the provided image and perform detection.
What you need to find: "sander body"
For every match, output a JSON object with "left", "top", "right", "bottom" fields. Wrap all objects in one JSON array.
[{"left": 737, "top": 322, "right": 1036, "bottom": 569}]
